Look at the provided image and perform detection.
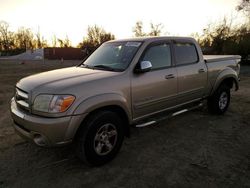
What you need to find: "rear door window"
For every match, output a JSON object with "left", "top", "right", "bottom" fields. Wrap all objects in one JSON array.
[{"left": 174, "top": 42, "right": 199, "bottom": 65}]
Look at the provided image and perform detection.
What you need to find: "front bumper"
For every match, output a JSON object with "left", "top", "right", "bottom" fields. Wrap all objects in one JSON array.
[{"left": 10, "top": 98, "right": 84, "bottom": 146}]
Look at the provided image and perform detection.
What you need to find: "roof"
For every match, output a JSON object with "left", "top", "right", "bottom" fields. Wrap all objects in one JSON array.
[{"left": 107, "top": 36, "right": 195, "bottom": 43}]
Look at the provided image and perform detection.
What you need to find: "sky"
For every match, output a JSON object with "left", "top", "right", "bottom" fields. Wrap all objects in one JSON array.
[{"left": 0, "top": 0, "right": 244, "bottom": 46}]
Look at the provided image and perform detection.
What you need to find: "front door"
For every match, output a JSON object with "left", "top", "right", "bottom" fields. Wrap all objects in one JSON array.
[{"left": 131, "top": 41, "right": 178, "bottom": 119}]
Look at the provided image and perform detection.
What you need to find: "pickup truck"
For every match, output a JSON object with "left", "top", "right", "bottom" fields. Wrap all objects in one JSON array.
[{"left": 10, "top": 37, "right": 241, "bottom": 166}]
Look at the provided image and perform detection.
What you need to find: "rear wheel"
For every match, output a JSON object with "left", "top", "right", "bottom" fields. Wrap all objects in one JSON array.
[
  {"left": 75, "top": 111, "right": 124, "bottom": 166},
  {"left": 207, "top": 84, "right": 230, "bottom": 115}
]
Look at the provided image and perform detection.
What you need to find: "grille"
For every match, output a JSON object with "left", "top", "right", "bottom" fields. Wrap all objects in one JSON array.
[{"left": 15, "top": 87, "right": 30, "bottom": 112}]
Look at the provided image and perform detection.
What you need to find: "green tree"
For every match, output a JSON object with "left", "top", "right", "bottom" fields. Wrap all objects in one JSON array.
[
  {"left": 78, "top": 25, "right": 115, "bottom": 55},
  {"left": 197, "top": 16, "right": 250, "bottom": 60},
  {"left": 57, "top": 35, "right": 71, "bottom": 48},
  {"left": 237, "top": 0, "right": 250, "bottom": 16},
  {"left": 132, "top": 21, "right": 146, "bottom": 37},
  {"left": 33, "top": 27, "right": 48, "bottom": 49},
  {"left": 85, "top": 25, "right": 115, "bottom": 46},
  {"left": 148, "top": 23, "right": 163, "bottom": 36},
  {"left": 35, "top": 27, "right": 42, "bottom": 49},
  {"left": 51, "top": 34, "right": 57, "bottom": 47},
  {"left": 236, "top": 26, "right": 250, "bottom": 58},
  {"left": 132, "top": 21, "right": 164, "bottom": 37},
  {"left": 15, "top": 27, "right": 34, "bottom": 50},
  {"left": 0, "top": 21, "right": 15, "bottom": 51}
]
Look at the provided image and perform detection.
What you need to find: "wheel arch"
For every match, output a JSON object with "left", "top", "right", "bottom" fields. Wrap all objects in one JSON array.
[
  {"left": 73, "top": 94, "right": 131, "bottom": 139},
  {"left": 211, "top": 69, "right": 239, "bottom": 95},
  {"left": 81, "top": 105, "right": 130, "bottom": 136}
]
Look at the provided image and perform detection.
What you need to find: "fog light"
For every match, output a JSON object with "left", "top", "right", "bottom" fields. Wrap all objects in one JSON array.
[{"left": 33, "top": 134, "right": 47, "bottom": 146}]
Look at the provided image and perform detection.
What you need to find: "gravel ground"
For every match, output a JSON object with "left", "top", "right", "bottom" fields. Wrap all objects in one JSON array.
[{"left": 0, "top": 60, "right": 249, "bottom": 188}]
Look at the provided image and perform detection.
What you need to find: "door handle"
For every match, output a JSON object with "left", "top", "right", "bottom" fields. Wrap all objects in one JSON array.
[
  {"left": 198, "top": 69, "right": 205, "bottom": 73},
  {"left": 165, "top": 74, "right": 175, "bottom": 79}
]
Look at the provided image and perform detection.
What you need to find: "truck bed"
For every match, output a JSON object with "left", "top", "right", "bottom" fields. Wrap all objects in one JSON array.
[
  {"left": 204, "top": 55, "right": 241, "bottom": 63},
  {"left": 204, "top": 55, "right": 241, "bottom": 95}
]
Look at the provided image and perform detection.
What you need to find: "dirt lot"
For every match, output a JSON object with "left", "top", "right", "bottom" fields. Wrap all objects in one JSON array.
[{"left": 0, "top": 60, "right": 250, "bottom": 188}]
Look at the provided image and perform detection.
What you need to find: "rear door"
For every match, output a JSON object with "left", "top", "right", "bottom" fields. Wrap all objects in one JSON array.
[
  {"left": 131, "top": 41, "right": 178, "bottom": 119},
  {"left": 173, "top": 40, "right": 207, "bottom": 104}
]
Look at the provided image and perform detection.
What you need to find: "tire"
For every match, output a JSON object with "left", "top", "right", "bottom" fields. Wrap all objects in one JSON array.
[
  {"left": 207, "top": 84, "right": 230, "bottom": 115},
  {"left": 75, "top": 111, "right": 125, "bottom": 166}
]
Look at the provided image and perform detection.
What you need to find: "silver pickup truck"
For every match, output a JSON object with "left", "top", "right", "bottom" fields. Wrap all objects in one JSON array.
[{"left": 10, "top": 37, "right": 240, "bottom": 165}]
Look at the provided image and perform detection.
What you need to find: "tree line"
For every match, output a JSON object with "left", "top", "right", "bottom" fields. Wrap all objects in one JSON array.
[
  {"left": 0, "top": 22, "right": 46, "bottom": 55},
  {"left": 0, "top": 21, "right": 116, "bottom": 56},
  {"left": 132, "top": 0, "right": 250, "bottom": 61},
  {"left": 193, "top": 0, "right": 250, "bottom": 61},
  {"left": 0, "top": 20, "right": 164, "bottom": 56},
  {"left": 0, "top": 0, "right": 249, "bottom": 59}
]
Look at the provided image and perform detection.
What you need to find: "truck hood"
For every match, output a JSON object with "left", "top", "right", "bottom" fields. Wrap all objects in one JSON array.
[{"left": 16, "top": 67, "right": 117, "bottom": 92}]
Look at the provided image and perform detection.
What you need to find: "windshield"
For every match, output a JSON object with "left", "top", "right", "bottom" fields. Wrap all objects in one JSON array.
[{"left": 81, "top": 41, "right": 142, "bottom": 71}]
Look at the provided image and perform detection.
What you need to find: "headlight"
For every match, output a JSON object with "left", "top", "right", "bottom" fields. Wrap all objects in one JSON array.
[{"left": 33, "top": 94, "right": 75, "bottom": 113}]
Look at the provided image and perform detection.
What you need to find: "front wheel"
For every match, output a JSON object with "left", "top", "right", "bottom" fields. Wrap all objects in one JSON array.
[
  {"left": 207, "top": 84, "right": 230, "bottom": 115},
  {"left": 75, "top": 111, "right": 124, "bottom": 166}
]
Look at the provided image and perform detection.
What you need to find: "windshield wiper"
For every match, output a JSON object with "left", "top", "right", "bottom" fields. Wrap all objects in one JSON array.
[
  {"left": 80, "top": 64, "right": 93, "bottom": 69},
  {"left": 93, "top": 65, "right": 116, "bottom": 71}
]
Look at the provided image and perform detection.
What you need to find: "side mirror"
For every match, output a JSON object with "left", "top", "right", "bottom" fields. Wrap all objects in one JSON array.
[{"left": 134, "top": 61, "right": 152, "bottom": 73}]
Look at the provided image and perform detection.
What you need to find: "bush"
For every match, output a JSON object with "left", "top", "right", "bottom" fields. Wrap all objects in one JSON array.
[{"left": 0, "top": 48, "right": 25, "bottom": 56}]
